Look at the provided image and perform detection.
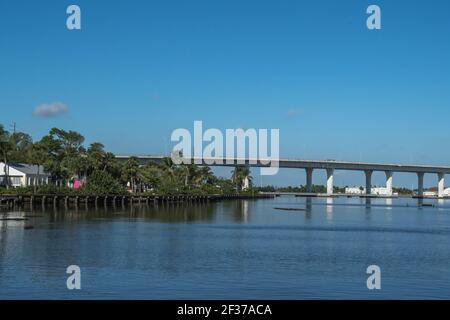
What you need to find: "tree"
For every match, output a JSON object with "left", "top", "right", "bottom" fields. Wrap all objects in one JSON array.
[
  {"left": 71, "top": 155, "right": 89, "bottom": 184},
  {"left": 27, "top": 142, "right": 47, "bottom": 193},
  {"left": 37, "top": 134, "right": 64, "bottom": 185},
  {"left": 231, "top": 166, "right": 252, "bottom": 191},
  {"left": 138, "top": 162, "right": 162, "bottom": 192},
  {"left": 86, "top": 143, "right": 119, "bottom": 177},
  {"left": 9, "top": 131, "right": 33, "bottom": 163},
  {"left": 179, "top": 164, "right": 200, "bottom": 188},
  {"left": 48, "top": 128, "right": 86, "bottom": 184},
  {"left": 87, "top": 142, "right": 105, "bottom": 171},
  {"left": 84, "top": 171, "right": 124, "bottom": 194},
  {"left": 0, "top": 124, "right": 240, "bottom": 195},
  {"left": 49, "top": 128, "right": 85, "bottom": 152},
  {"left": 122, "top": 157, "right": 140, "bottom": 192},
  {"left": 102, "top": 152, "right": 121, "bottom": 179},
  {"left": 0, "top": 125, "right": 12, "bottom": 188},
  {"left": 159, "top": 157, "right": 177, "bottom": 183},
  {"left": 196, "top": 166, "right": 215, "bottom": 186}
]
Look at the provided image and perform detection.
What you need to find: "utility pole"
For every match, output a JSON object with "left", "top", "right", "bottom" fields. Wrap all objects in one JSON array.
[{"left": 10, "top": 122, "right": 16, "bottom": 134}]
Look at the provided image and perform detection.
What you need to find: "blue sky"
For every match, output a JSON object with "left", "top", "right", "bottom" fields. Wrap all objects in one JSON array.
[{"left": 1, "top": 0, "right": 450, "bottom": 187}]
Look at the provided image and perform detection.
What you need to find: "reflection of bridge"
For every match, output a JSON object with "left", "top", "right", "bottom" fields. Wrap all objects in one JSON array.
[{"left": 115, "top": 156, "right": 450, "bottom": 198}]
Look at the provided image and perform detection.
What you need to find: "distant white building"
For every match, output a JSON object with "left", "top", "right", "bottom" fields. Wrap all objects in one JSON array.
[
  {"left": 445, "top": 188, "right": 450, "bottom": 196},
  {"left": 0, "top": 162, "right": 50, "bottom": 187},
  {"left": 345, "top": 186, "right": 398, "bottom": 196},
  {"left": 345, "top": 187, "right": 364, "bottom": 194},
  {"left": 423, "top": 187, "right": 450, "bottom": 197},
  {"left": 371, "top": 187, "right": 397, "bottom": 196},
  {"left": 423, "top": 187, "right": 437, "bottom": 197}
]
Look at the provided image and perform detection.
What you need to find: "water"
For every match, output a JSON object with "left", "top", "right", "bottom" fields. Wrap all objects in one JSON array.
[{"left": 1, "top": 196, "right": 450, "bottom": 299}]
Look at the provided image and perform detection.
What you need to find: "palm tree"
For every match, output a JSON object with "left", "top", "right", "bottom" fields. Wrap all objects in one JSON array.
[
  {"left": 159, "top": 157, "right": 177, "bottom": 182},
  {"left": 8, "top": 131, "right": 33, "bottom": 162},
  {"left": 102, "top": 152, "right": 117, "bottom": 172},
  {"left": 197, "top": 166, "right": 215, "bottom": 185},
  {"left": 231, "top": 166, "right": 252, "bottom": 191},
  {"left": 138, "top": 162, "right": 162, "bottom": 192},
  {"left": 87, "top": 142, "right": 106, "bottom": 172},
  {"left": 179, "top": 164, "right": 201, "bottom": 188},
  {"left": 36, "top": 134, "right": 63, "bottom": 186},
  {"left": 86, "top": 143, "right": 119, "bottom": 178},
  {"left": 28, "top": 142, "right": 47, "bottom": 193},
  {"left": 0, "top": 125, "right": 12, "bottom": 189},
  {"left": 122, "top": 157, "right": 140, "bottom": 193}
]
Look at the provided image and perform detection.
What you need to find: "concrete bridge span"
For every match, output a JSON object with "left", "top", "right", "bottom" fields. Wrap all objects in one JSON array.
[{"left": 115, "top": 155, "right": 450, "bottom": 198}]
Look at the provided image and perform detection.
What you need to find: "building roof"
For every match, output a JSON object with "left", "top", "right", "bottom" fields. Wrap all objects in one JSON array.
[{"left": 8, "top": 163, "right": 49, "bottom": 176}]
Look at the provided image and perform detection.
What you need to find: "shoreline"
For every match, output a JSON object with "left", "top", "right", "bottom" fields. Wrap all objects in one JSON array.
[
  {"left": 0, "top": 193, "right": 275, "bottom": 209},
  {"left": 260, "top": 192, "right": 450, "bottom": 200}
]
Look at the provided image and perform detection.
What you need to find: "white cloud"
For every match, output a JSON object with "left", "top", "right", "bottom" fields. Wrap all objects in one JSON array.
[
  {"left": 286, "top": 108, "right": 303, "bottom": 119},
  {"left": 33, "top": 102, "right": 68, "bottom": 117}
]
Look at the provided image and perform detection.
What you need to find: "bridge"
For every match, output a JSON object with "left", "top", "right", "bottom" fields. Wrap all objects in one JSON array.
[{"left": 115, "top": 155, "right": 450, "bottom": 198}]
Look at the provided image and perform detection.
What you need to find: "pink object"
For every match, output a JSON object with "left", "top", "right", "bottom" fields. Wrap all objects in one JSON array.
[{"left": 74, "top": 180, "right": 81, "bottom": 189}]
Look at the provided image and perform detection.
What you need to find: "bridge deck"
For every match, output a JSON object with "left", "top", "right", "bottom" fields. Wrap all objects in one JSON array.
[{"left": 115, "top": 155, "right": 450, "bottom": 174}]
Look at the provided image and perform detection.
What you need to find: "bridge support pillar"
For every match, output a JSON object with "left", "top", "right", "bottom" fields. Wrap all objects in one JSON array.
[
  {"left": 326, "top": 169, "right": 334, "bottom": 195},
  {"left": 438, "top": 173, "right": 445, "bottom": 198},
  {"left": 417, "top": 172, "right": 424, "bottom": 198},
  {"left": 365, "top": 170, "right": 373, "bottom": 195},
  {"left": 305, "top": 168, "right": 313, "bottom": 193},
  {"left": 385, "top": 171, "right": 393, "bottom": 196}
]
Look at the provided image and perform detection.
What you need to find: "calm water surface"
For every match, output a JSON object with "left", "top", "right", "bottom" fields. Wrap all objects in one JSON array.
[{"left": 1, "top": 197, "right": 450, "bottom": 299}]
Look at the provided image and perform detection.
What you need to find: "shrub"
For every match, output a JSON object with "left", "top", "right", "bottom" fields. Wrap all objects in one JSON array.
[{"left": 83, "top": 171, "right": 125, "bottom": 194}]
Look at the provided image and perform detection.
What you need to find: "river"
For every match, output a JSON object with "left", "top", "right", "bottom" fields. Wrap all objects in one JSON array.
[{"left": 0, "top": 196, "right": 449, "bottom": 299}]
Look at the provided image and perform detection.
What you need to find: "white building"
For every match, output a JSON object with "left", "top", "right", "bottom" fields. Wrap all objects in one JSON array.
[
  {"left": 345, "top": 187, "right": 364, "bottom": 194},
  {"left": 371, "top": 187, "right": 397, "bottom": 196},
  {"left": 0, "top": 162, "right": 50, "bottom": 187},
  {"left": 423, "top": 187, "right": 450, "bottom": 197},
  {"left": 423, "top": 188, "right": 437, "bottom": 197},
  {"left": 345, "top": 186, "right": 398, "bottom": 196}
]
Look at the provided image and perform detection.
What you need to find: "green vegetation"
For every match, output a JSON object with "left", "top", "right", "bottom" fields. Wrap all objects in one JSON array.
[
  {"left": 393, "top": 187, "right": 413, "bottom": 195},
  {"left": 0, "top": 124, "right": 254, "bottom": 195}
]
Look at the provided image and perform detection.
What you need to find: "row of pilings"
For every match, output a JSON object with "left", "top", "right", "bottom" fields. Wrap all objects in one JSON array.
[{"left": 0, "top": 193, "right": 274, "bottom": 209}]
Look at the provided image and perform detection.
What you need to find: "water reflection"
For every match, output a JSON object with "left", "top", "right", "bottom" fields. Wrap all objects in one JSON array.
[
  {"left": 2, "top": 202, "right": 219, "bottom": 225},
  {"left": 2, "top": 197, "right": 450, "bottom": 299},
  {"left": 384, "top": 198, "right": 393, "bottom": 222},
  {"left": 417, "top": 198, "right": 423, "bottom": 208},
  {"left": 365, "top": 197, "right": 372, "bottom": 209},
  {"left": 305, "top": 197, "right": 312, "bottom": 220},
  {"left": 364, "top": 198, "right": 372, "bottom": 221},
  {"left": 385, "top": 198, "right": 392, "bottom": 209},
  {"left": 326, "top": 198, "right": 333, "bottom": 221},
  {"left": 220, "top": 200, "right": 253, "bottom": 223},
  {"left": 242, "top": 200, "right": 249, "bottom": 223}
]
